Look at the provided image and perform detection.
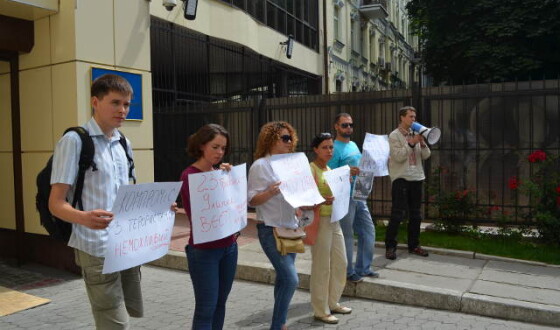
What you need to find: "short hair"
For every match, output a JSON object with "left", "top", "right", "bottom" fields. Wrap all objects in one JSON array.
[
  {"left": 311, "top": 132, "right": 333, "bottom": 149},
  {"left": 187, "top": 124, "right": 230, "bottom": 159},
  {"left": 399, "top": 106, "right": 416, "bottom": 121},
  {"left": 334, "top": 112, "right": 352, "bottom": 124},
  {"left": 254, "top": 121, "right": 298, "bottom": 159},
  {"left": 91, "top": 74, "right": 133, "bottom": 99}
]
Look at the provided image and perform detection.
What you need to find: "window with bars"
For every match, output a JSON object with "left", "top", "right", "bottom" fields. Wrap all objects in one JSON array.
[{"left": 219, "top": 0, "right": 319, "bottom": 51}]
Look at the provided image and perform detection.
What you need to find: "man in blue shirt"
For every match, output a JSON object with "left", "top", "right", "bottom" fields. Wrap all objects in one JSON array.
[{"left": 328, "top": 113, "right": 378, "bottom": 283}]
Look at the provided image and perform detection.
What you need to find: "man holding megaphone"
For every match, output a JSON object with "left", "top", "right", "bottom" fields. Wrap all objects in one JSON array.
[{"left": 385, "top": 106, "right": 432, "bottom": 260}]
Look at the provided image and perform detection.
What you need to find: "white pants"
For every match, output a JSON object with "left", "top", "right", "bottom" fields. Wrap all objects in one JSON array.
[{"left": 310, "top": 216, "right": 347, "bottom": 317}]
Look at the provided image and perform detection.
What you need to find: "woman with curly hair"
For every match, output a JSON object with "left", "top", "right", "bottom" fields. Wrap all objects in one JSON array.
[{"left": 248, "top": 121, "right": 299, "bottom": 330}]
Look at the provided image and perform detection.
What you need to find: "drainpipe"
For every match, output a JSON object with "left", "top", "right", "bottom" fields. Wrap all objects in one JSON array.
[{"left": 323, "top": 0, "right": 329, "bottom": 94}]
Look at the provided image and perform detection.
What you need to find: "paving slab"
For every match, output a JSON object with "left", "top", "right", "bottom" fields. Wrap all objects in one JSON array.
[
  {"left": 479, "top": 268, "right": 560, "bottom": 290},
  {"left": 379, "top": 269, "right": 473, "bottom": 292},
  {"left": 385, "top": 254, "right": 486, "bottom": 280},
  {"left": 470, "top": 280, "right": 560, "bottom": 307},
  {"left": 152, "top": 214, "right": 560, "bottom": 327}
]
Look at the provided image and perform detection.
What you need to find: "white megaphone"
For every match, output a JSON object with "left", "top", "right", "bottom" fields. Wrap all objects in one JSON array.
[{"left": 411, "top": 122, "right": 441, "bottom": 145}]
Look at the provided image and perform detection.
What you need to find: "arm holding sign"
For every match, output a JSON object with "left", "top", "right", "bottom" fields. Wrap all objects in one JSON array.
[
  {"left": 49, "top": 183, "right": 113, "bottom": 229},
  {"left": 180, "top": 123, "right": 239, "bottom": 329}
]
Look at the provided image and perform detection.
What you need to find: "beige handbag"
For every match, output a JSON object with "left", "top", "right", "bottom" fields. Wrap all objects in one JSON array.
[{"left": 273, "top": 227, "right": 306, "bottom": 255}]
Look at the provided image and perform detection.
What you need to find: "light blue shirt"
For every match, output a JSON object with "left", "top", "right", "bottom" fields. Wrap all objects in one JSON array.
[
  {"left": 328, "top": 139, "right": 362, "bottom": 195},
  {"left": 51, "top": 118, "right": 134, "bottom": 257}
]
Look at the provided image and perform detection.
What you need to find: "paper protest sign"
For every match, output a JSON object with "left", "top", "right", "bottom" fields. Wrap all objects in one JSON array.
[
  {"left": 270, "top": 153, "right": 325, "bottom": 208},
  {"left": 188, "top": 164, "right": 247, "bottom": 244},
  {"left": 103, "top": 182, "right": 182, "bottom": 274},
  {"left": 352, "top": 171, "right": 374, "bottom": 201},
  {"left": 323, "top": 165, "right": 351, "bottom": 222},
  {"left": 360, "top": 133, "right": 390, "bottom": 177}
]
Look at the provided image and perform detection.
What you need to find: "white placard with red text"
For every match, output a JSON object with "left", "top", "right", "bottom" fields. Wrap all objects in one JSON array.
[
  {"left": 103, "top": 182, "right": 182, "bottom": 274},
  {"left": 270, "top": 152, "right": 325, "bottom": 208},
  {"left": 188, "top": 164, "right": 248, "bottom": 244}
]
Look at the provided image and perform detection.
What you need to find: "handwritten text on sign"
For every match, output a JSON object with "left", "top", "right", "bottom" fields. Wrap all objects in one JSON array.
[
  {"left": 104, "top": 182, "right": 182, "bottom": 274},
  {"left": 189, "top": 164, "right": 247, "bottom": 244},
  {"left": 270, "top": 153, "right": 325, "bottom": 208},
  {"left": 323, "top": 165, "right": 351, "bottom": 222},
  {"left": 360, "top": 133, "right": 390, "bottom": 177}
]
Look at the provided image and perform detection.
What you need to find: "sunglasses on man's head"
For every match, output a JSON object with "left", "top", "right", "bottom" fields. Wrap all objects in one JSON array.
[
  {"left": 280, "top": 135, "right": 293, "bottom": 143},
  {"left": 340, "top": 123, "right": 354, "bottom": 128}
]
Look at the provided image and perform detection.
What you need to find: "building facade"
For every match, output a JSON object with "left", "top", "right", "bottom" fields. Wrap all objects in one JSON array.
[
  {"left": 0, "top": 0, "right": 326, "bottom": 269},
  {"left": 327, "top": 0, "right": 418, "bottom": 93}
]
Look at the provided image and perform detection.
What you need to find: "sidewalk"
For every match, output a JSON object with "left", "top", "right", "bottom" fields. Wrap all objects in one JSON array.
[{"left": 151, "top": 211, "right": 560, "bottom": 327}]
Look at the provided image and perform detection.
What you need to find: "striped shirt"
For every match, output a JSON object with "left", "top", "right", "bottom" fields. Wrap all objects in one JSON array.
[{"left": 50, "top": 118, "right": 134, "bottom": 257}]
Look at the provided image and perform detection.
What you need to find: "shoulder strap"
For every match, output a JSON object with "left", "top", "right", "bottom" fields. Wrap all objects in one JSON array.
[
  {"left": 118, "top": 131, "right": 136, "bottom": 184},
  {"left": 63, "top": 127, "right": 96, "bottom": 211}
]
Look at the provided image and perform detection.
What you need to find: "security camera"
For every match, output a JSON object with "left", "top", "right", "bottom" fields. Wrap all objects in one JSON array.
[{"left": 163, "top": 0, "right": 177, "bottom": 11}]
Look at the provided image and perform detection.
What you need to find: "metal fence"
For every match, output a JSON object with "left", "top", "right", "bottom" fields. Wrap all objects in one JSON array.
[{"left": 153, "top": 79, "right": 560, "bottom": 224}]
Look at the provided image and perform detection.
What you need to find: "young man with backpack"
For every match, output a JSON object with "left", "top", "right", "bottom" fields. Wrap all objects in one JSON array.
[{"left": 48, "top": 74, "right": 142, "bottom": 329}]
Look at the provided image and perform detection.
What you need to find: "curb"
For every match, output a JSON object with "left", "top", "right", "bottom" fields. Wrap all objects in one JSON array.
[{"left": 150, "top": 248, "right": 560, "bottom": 327}]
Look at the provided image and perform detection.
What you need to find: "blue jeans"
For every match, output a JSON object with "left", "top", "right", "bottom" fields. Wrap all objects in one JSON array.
[
  {"left": 186, "top": 243, "right": 238, "bottom": 330},
  {"left": 257, "top": 224, "right": 299, "bottom": 330},
  {"left": 339, "top": 199, "right": 375, "bottom": 277}
]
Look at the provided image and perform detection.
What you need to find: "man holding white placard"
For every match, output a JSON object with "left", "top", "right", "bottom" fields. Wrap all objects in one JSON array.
[
  {"left": 49, "top": 75, "right": 143, "bottom": 329},
  {"left": 328, "top": 113, "right": 378, "bottom": 283}
]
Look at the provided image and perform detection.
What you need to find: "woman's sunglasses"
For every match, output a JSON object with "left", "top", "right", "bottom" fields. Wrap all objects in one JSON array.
[{"left": 280, "top": 135, "right": 293, "bottom": 143}]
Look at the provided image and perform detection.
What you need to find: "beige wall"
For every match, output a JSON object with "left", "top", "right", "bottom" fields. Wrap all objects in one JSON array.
[
  {"left": 0, "top": 71, "right": 16, "bottom": 230},
  {"left": 150, "top": 0, "right": 323, "bottom": 76},
  {"left": 1, "top": 0, "right": 153, "bottom": 234}
]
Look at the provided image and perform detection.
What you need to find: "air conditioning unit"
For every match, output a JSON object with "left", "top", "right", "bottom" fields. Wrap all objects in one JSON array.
[{"left": 334, "top": 0, "right": 345, "bottom": 8}]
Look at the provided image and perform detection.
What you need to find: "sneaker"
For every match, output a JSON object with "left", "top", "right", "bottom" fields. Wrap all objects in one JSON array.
[
  {"left": 360, "top": 270, "right": 380, "bottom": 278},
  {"left": 409, "top": 247, "right": 429, "bottom": 257},
  {"left": 347, "top": 274, "right": 364, "bottom": 283},
  {"left": 385, "top": 249, "right": 397, "bottom": 260}
]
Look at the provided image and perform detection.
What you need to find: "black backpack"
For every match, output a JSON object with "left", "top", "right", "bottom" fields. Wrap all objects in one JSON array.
[{"left": 36, "top": 127, "right": 135, "bottom": 242}]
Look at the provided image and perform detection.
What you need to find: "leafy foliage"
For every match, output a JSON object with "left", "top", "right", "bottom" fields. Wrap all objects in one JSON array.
[
  {"left": 510, "top": 150, "right": 560, "bottom": 246},
  {"left": 426, "top": 167, "right": 479, "bottom": 232},
  {"left": 406, "top": 0, "right": 560, "bottom": 84}
]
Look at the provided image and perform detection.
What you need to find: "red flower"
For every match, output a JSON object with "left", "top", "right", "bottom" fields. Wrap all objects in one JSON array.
[
  {"left": 556, "top": 186, "right": 560, "bottom": 194},
  {"left": 508, "top": 176, "right": 520, "bottom": 190},
  {"left": 487, "top": 205, "right": 500, "bottom": 214},
  {"left": 528, "top": 150, "right": 547, "bottom": 163},
  {"left": 455, "top": 189, "right": 469, "bottom": 200}
]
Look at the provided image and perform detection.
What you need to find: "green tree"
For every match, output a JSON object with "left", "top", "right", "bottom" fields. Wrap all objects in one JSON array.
[{"left": 407, "top": 0, "right": 560, "bottom": 84}]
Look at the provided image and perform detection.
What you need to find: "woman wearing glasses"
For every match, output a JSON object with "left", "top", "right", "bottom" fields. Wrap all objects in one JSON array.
[
  {"left": 308, "top": 133, "right": 349, "bottom": 324},
  {"left": 247, "top": 121, "right": 299, "bottom": 330}
]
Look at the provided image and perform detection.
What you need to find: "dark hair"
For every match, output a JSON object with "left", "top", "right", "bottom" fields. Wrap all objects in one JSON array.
[
  {"left": 187, "top": 124, "right": 230, "bottom": 159},
  {"left": 398, "top": 106, "right": 416, "bottom": 121},
  {"left": 334, "top": 112, "right": 351, "bottom": 124},
  {"left": 311, "top": 132, "right": 333, "bottom": 149},
  {"left": 91, "top": 74, "right": 133, "bottom": 99}
]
